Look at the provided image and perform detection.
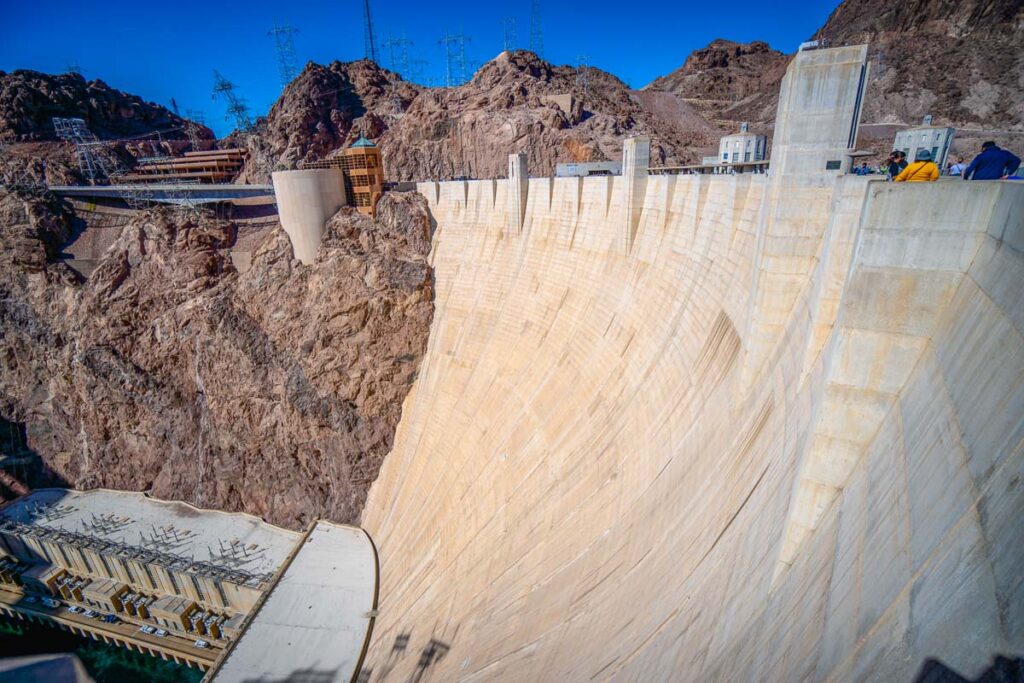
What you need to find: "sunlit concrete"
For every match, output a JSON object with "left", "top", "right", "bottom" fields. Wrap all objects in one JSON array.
[
  {"left": 360, "top": 45, "right": 1023, "bottom": 681},
  {"left": 272, "top": 168, "right": 346, "bottom": 264}
]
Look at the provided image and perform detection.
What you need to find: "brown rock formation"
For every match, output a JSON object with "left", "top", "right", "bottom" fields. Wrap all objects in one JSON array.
[
  {"left": 246, "top": 50, "right": 718, "bottom": 182},
  {"left": 645, "top": 39, "right": 790, "bottom": 125},
  {"left": 646, "top": 0, "right": 1024, "bottom": 154},
  {"left": 0, "top": 190, "right": 433, "bottom": 528},
  {"left": 0, "top": 70, "right": 212, "bottom": 142}
]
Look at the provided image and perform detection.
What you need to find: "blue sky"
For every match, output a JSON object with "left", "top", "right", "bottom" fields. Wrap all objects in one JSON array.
[{"left": 0, "top": 0, "right": 841, "bottom": 137}]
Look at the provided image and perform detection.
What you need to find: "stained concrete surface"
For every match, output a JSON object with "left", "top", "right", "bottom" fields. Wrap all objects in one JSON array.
[{"left": 356, "top": 46, "right": 1022, "bottom": 682}]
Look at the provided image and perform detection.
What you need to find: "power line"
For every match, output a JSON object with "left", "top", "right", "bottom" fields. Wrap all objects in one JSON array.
[
  {"left": 184, "top": 110, "right": 207, "bottom": 152},
  {"left": 438, "top": 31, "right": 471, "bottom": 88},
  {"left": 267, "top": 22, "right": 299, "bottom": 88},
  {"left": 382, "top": 31, "right": 413, "bottom": 75},
  {"left": 500, "top": 18, "right": 517, "bottom": 53},
  {"left": 362, "top": 0, "right": 378, "bottom": 63},
  {"left": 409, "top": 58, "right": 429, "bottom": 85},
  {"left": 577, "top": 54, "right": 590, "bottom": 97},
  {"left": 211, "top": 70, "right": 254, "bottom": 133},
  {"left": 530, "top": 0, "right": 544, "bottom": 58}
]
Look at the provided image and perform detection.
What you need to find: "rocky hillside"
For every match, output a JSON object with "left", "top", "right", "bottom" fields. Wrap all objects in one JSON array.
[
  {"left": 645, "top": 40, "right": 789, "bottom": 126},
  {"left": 244, "top": 51, "right": 719, "bottom": 182},
  {"left": 648, "top": 0, "right": 1024, "bottom": 152},
  {"left": 0, "top": 190, "right": 434, "bottom": 528},
  {"left": 814, "top": 0, "right": 1023, "bottom": 131},
  {"left": 0, "top": 70, "right": 212, "bottom": 142}
]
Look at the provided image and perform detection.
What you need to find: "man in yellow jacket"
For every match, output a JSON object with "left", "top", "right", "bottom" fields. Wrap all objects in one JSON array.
[{"left": 893, "top": 149, "right": 940, "bottom": 182}]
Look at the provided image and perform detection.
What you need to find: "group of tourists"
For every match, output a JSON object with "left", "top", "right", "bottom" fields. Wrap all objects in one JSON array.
[{"left": 852, "top": 141, "right": 1021, "bottom": 182}]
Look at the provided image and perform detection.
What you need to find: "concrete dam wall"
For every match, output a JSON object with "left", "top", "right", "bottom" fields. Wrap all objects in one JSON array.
[
  {"left": 358, "top": 46, "right": 1024, "bottom": 682},
  {"left": 360, "top": 171, "right": 1024, "bottom": 681}
]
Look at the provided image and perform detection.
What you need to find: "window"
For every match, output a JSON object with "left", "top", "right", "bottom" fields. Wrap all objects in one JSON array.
[{"left": 723, "top": 153, "right": 729, "bottom": 161}]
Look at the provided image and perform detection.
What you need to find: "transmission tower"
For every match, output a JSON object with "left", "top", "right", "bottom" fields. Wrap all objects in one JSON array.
[
  {"left": 438, "top": 31, "right": 471, "bottom": 88},
  {"left": 576, "top": 54, "right": 590, "bottom": 97},
  {"left": 362, "top": 0, "right": 378, "bottom": 63},
  {"left": 530, "top": 0, "right": 544, "bottom": 58},
  {"left": 382, "top": 31, "right": 413, "bottom": 75},
  {"left": 53, "top": 117, "right": 110, "bottom": 183},
  {"left": 184, "top": 110, "right": 207, "bottom": 151},
  {"left": 500, "top": 18, "right": 517, "bottom": 53},
  {"left": 409, "top": 58, "right": 429, "bottom": 85},
  {"left": 65, "top": 61, "right": 82, "bottom": 76},
  {"left": 211, "top": 70, "right": 254, "bottom": 133},
  {"left": 267, "top": 22, "right": 299, "bottom": 87}
]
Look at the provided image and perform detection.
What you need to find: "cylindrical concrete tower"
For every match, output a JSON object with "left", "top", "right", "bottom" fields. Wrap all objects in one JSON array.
[{"left": 271, "top": 168, "right": 347, "bottom": 265}]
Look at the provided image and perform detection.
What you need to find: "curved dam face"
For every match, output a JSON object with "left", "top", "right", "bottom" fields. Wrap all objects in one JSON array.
[{"left": 361, "top": 50, "right": 1024, "bottom": 681}]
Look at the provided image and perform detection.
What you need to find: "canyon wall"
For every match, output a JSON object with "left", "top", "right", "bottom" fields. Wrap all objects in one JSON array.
[{"left": 0, "top": 193, "right": 434, "bottom": 529}]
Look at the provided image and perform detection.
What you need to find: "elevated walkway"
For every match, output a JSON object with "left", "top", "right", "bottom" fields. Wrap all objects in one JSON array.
[{"left": 48, "top": 184, "right": 274, "bottom": 205}]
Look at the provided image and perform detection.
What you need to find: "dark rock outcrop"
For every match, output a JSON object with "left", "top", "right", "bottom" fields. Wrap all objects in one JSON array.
[{"left": 0, "top": 70, "right": 212, "bottom": 142}]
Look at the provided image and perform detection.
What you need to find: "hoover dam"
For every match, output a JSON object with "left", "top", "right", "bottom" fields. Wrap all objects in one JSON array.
[{"left": 349, "top": 46, "right": 1024, "bottom": 681}]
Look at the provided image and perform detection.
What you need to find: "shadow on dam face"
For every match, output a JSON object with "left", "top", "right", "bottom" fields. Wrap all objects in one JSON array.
[{"left": 357, "top": 45, "right": 1024, "bottom": 683}]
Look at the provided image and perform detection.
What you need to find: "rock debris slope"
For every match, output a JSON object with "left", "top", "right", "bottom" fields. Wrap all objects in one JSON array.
[{"left": 0, "top": 191, "right": 433, "bottom": 528}]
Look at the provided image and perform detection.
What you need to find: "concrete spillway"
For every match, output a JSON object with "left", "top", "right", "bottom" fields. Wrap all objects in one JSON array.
[{"left": 359, "top": 48, "right": 1024, "bottom": 681}]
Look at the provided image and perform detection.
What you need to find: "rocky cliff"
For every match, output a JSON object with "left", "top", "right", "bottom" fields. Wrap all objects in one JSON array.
[
  {"left": 0, "top": 70, "right": 212, "bottom": 142},
  {"left": 648, "top": 0, "right": 1024, "bottom": 149},
  {"left": 0, "top": 190, "right": 433, "bottom": 528},
  {"left": 814, "top": 0, "right": 1023, "bottom": 131},
  {"left": 645, "top": 39, "right": 789, "bottom": 126},
  {"left": 244, "top": 50, "right": 718, "bottom": 182}
]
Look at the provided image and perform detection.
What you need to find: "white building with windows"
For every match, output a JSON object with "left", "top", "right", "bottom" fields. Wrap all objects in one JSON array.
[
  {"left": 894, "top": 124, "right": 956, "bottom": 168},
  {"left": 719, "top": 125, "right": 768, "bottom": 164}
]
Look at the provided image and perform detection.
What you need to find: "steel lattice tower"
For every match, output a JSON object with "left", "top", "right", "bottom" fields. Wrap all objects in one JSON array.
[
  {"left": 363, "top": 0, "right": 378, "bottom": 63},
  {"left": 184, "top": 110, "right": 207, "bottom": 152},
  {"left": 409, "top": 59, "right": 429, "bottom": 86},
  {"left": 267, "top": 22, "right": 299, "bottom": 87},
  {"left": 500, "top": 18, "right": 517, "bottom": 53},
  {"left": 576, "top": 55, "right": 590, "bottom": 97},
  {"left": 212, "top": 70, "right": 254, "bottom": 133},
  {"left": 530, "top": 0, "right": 544, "bottom": 58},
  {"left": 52, "top": 117, "right": 109, "bottom": 183},
  {"left": 438, "top": 31, "right": 471, "bottom": 88},
  {"left": 382, "top": 32, "right": 413, "bottom": 75}
]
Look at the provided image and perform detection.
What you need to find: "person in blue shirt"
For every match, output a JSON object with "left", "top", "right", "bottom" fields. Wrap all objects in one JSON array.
[{"left": 963, "top": 141, "right": 1021, "bottom": 180}]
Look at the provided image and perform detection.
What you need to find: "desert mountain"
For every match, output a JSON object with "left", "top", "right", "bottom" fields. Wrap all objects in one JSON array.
[
  {"left": 243, "top": 50, "right": 719, "bottom": 182},
  {"left": 0, "top": 69, "right": 213, "bottom": 142},
  {"left": 648, "top": 0, "right": 1024, "bottom": 152},
  {"left": 645, "top": 39, "right": 789, "bottom": 126}
]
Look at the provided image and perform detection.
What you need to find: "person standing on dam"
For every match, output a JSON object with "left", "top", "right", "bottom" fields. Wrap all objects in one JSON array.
[
  {"left": 893, "top": 149, "right": 940, "bottom": 182},
  {"left": 962, "top": 141, "right": 1021, "bottom": 180},
  {"left": 886, "top": 150, "right": 908, "bottom": 180}
]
